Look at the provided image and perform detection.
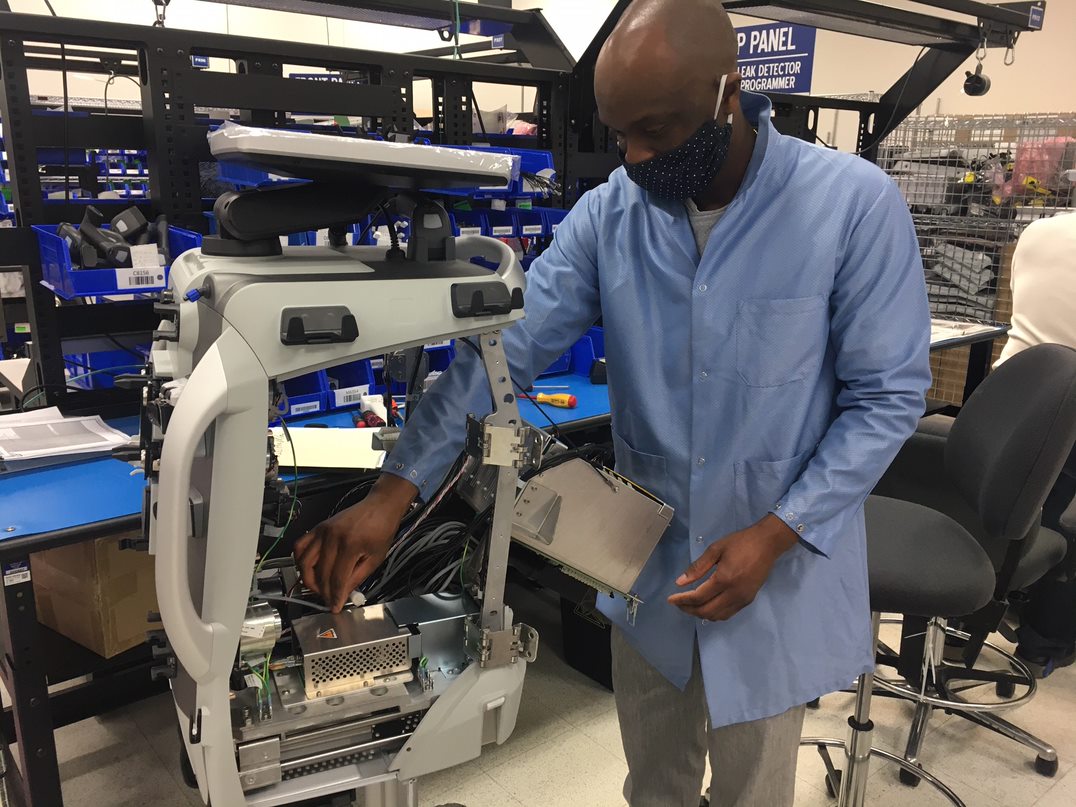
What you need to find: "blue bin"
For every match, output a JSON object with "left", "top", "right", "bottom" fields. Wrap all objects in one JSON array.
[
  {"left": 571, "top": 326, "right": 606, "bottom": 376},
  {"left": 451, "top": 210, "right": 489, "bottom": 237},
  {"left": 486, "top": 210, "right": 517, "bottom": 239},
  {"left": 33, "top": 224, "right": 202, "bottom": 300},
  {"left": 280, "top": 371, "right": 330, "bottom": 417},
  {"left": 537, "top": 350, "right": 572, "bottom": 378},
  {"left": 512, "top": 208, "right": 545, "bottom": 239},
  {"left": 326, "top": 360, "right": 377, "bottom": 410},
  {"left": 536, "top": 206, "right": 569, "bottom": 236}
]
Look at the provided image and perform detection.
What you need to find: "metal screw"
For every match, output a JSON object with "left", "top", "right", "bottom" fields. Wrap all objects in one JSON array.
[
  {"left": 29, "top": 697, "right": 39, "bottom": 707},
  {"left": 36, "top": 748, "right": 45, "bottom": 758},
  {"left": 177, "top": 49, "right": 185, "bottom": 56}
]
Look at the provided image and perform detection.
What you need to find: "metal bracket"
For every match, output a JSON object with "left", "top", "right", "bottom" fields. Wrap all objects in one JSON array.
[
  {"left": 465, "top": 416, "right": 541, "bottom": 470},
  {"left": 465, "top": 619, "right": 539, "bottom": 667}
]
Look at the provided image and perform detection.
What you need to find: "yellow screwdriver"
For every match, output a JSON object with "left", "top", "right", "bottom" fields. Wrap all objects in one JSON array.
[{"left": 521, "top": 392, "right": 578, "bottom": 409}]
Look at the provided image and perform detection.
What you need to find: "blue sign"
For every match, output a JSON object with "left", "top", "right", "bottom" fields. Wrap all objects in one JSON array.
[
  {"left": 288, "top": 73, "right": 343, "bottom": 83},
  {"left": 191, "top": 55, "right": 209, "bottom": 69},
  {"left": 492, "top": 34, "right": 506, "bottom": 50},
  {"left": 736, "top": 22, "right": 816, "bottom": 95},
  {"left": 1028, "top": 4, "right": 1045, "bottom": 30}
]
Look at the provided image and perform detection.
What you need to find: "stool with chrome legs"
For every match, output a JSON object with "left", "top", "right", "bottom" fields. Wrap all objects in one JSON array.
[
  {"left": 804, "top": 495, "right": 997, "bottom": 807},
  {"left": 871, "top": 344, "right": 1076, "bottom": 784}
]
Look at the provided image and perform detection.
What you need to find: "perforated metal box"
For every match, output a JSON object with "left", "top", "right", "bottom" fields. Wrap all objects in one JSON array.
[{"left": 293, "top": 604, "right": 414, "bottom": 699}]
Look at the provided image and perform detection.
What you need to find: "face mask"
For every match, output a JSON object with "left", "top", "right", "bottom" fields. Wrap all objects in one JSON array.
[{"left": 622, "top": 73, "right": 734, "bottom": 200}]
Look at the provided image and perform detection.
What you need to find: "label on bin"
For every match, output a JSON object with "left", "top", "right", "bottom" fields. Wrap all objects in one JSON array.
[
  {"left": 130, "top": 245, "right": 162, "bottom": 269},
  {"left": 334, "top": 384, "right": 371, "bottom": 407},
  {"left": 522, "top": 225, "right": 543, "bottom": 235},
  {"left": 3, "top": 561, "right": 30, "bottom": 587},
  {"left": 459, "top": 227, "right": 482, "bottom": 236},
  {"left": 491, "top": 226, "right": 514, "bottom": 236},
  {"left": 290, "top": 402, "right": 320, "bottom": 416},
  {"left": 116, "top": 266, "right": 165, "bottom": 290}
]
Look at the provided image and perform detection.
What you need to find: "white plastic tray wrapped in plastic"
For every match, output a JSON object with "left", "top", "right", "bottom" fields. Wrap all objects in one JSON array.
[{"left": 208, "top": 122, "right": 519, "bottom": 190}]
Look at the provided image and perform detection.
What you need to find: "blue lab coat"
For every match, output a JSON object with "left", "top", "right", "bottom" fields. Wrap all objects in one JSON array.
[{"left": 387, "top": 91, "right": 932, "bottom": 728}]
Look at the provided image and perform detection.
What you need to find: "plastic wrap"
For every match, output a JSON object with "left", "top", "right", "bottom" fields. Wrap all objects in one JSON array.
[{"left": 209, "top": 122, "right": 518, "bottom": 190}]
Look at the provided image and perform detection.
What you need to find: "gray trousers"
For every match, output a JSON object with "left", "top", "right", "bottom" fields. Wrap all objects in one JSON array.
[{"left": 612, "top": 629, "right": 806, "bottom": 807}]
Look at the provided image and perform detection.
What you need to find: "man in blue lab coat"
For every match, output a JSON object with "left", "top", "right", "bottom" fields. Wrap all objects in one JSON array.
[{"left": 296, "top": 0, "right": 931, "bottom": 804}]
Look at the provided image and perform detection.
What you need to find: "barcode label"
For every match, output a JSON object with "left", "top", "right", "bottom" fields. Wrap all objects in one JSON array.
[
  {"left": 426, "top": 340, "right": 451, "bottom": 349},
  {"left": 290, "top": 402, "right": 320, "bottom": 416},
  {"left": 522, "top": 225, "right": 543, "bottom": 235},
  {"left": 241, "top": 623, "right": 266, "bottom": 639},
  {"left": 115, "top": 267, "right": 165, "bottom": 290},
  {"left": 492, "top": 226, "right": 514, "bottom": 236},
  {"left": 370, "top": 358, "right": 384, "bottom": 369},
  {"left": 459, "top": 227, "right": 482, "bottom": 236},
  {"left": 3, "top": 561, "right": 30, "bottom": 587},
  {"left": 244, "top": 674, "right": 261, "bottom": 689},
  {"left": 334, "top": 384, "right": 370, "bottom": 407}
]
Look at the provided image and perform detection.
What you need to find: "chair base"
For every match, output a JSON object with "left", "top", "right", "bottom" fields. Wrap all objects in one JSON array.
[
  {"left": 875, "top": 618, "right": 1037, "bottom": 713},
  {"left": 800, "top": 739, "right": 966, "bottom": 807},
  {"left": 877, "top": 619, "right": 1059, "bottom": 782}
]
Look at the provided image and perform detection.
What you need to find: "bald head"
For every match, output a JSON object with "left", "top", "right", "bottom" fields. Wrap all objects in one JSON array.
[{"left": 595, "top": 0, "right": 742, "bottom": 164}]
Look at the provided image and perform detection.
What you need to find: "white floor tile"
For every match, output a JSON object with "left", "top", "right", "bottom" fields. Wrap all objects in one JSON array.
[
  {"left": 485, "top": 730, "right": 628, "bottom": 807},
  {"left": 1035, "top": 763, "right": 1076, "bottom": 807}
]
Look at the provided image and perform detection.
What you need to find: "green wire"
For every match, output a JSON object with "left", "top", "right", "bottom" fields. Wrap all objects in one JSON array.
[{"left": 255, "top": 416, "right": 299, "bottom": 575}]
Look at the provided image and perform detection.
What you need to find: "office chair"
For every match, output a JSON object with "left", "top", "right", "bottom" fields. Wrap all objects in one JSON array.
[
  {"left": 804, "top": 495, "right": 997, "bottom": 807},
  {"left": 871, "top": 343, "right": 1076, "bottom": 783}
]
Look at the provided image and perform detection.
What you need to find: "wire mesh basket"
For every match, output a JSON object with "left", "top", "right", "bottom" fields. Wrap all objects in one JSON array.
[{"left": 881, "top": 113, "right": 1076, "bottom": 403}]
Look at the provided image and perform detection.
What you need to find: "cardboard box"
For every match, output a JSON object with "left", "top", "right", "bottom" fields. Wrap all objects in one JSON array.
[{"left": 32, "top": 532, "right": 158, "bottom": 659}]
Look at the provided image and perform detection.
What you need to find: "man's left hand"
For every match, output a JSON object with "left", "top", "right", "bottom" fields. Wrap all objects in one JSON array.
[{"left": 668, "top": 514, "right": 800, "bottom": 621}]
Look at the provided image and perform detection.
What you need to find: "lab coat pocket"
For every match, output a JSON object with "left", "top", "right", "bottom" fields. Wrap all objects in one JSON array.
[
  {"left": 611, "top": 430, "right": 669, "bottom": 504},
  {"left": 735, "top": 295, "right": 829, "bottom": 387},
  {"left": 734, "top": 448, "right": 815, "bottom": 529}
]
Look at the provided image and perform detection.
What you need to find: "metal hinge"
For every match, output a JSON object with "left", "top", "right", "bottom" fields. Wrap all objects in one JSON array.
[
  {"left": 465, "top": 416, "right": 541, "bottom": 470},
  {"left": 465, "top": 619, "right": 539, "bottom": 668}
]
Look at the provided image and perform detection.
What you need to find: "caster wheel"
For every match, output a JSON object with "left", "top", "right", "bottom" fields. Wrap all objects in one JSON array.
[
  {"left": 995, "top": 679, "right": 1017, "bottom": 698},
  {"left": 807, "top": 698, "right": 821, "bottom": 710},
  {"left": 824, "top": 770, "right": 842, "bottom": 799},
  {"left": 899, "top": 767, "right": 922, "bottom": 788},
  {"left": 1035, "top": 756, "right": 1059, "bottom": 778}
]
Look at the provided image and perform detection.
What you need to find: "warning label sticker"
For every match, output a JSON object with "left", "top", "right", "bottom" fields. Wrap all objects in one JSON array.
[{"left": 317, "top": 628, "right": 338, "bottom": 640}]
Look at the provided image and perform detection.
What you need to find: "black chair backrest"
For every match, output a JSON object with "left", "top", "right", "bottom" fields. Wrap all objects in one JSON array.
[{"left": 946, "top": 344, "right": 1076, "bottom": 544}]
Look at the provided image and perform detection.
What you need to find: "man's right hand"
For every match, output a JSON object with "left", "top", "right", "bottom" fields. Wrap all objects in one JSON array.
[{"left": 293, "top": 473, "right": 418, "bottom": 613}]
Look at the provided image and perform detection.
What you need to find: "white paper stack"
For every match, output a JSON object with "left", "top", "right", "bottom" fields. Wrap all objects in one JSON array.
[{"left": 0, "top": 407, "right": 134, "bottom": 473}]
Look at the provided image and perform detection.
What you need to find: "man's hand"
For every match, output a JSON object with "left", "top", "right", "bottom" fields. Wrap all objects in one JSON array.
[
  {"left": 667, "top": 514, "right": 799, "bottom": 621},
  {"left": 293, "top": 474, "right": 418, "bottom": 613}
]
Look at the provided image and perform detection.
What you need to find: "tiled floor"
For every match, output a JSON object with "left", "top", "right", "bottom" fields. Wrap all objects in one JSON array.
[{"left": 31, "top": 585, "right": 1076, "bottom": 807}]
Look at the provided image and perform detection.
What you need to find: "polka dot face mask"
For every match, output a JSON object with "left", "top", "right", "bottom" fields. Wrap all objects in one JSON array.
[{"left": 622, "top": 74, "right": 734, "bottom": 201}]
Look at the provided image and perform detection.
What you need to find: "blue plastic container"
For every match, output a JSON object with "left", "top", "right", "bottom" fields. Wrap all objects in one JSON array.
[
  {"left": 33, "top": 224, "right": 202, "bottom": 300},
  {"left": 537, "top": 350, "right": 572, "bottom": 377},
  {"left": 451, "top": 210, "right": 489, "bottom": 237},
  {"left": 512, "top": 208, "right": 545, "bottom": 238},
  {"left": 486, "top": 209, "right": 517, "bottom": 239},
  {"left": 571, "top": 326, "right": 606, "bottom": 376},
  {"left": 536, "top": 206, "right": 569, "bottom": 236},
  {"left": 280, "top": 371, "right": 331, "bottom": 417},
  {"left": 326, "top": 360, "right": 377, "bottom": 410}
]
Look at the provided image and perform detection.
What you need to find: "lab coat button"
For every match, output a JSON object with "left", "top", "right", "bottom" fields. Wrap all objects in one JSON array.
[
  {"left": 697, "top": 284, "right": 708, "bottom": 293},
  {"left": 697, "top": 457, "right": 706, "bottom": 466},
  {"left": 696, "top": 536, "right": 704, "bottom": 544},
  {"left": 699, "top": 371, "right": 709, "bottom": 380}
]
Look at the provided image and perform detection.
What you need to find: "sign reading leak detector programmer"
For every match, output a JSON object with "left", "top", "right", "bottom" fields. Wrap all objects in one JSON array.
[{"left": 736, "top": 22, "right": 816, "bottom": 94}]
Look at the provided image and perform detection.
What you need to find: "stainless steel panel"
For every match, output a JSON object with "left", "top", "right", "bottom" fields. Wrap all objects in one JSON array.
[{"left": 510, "top": 460, "right": 673, "bottom": 599}]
